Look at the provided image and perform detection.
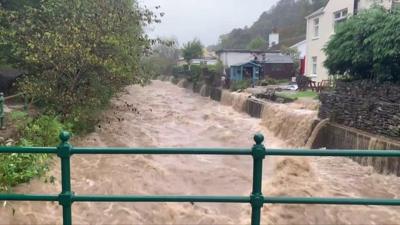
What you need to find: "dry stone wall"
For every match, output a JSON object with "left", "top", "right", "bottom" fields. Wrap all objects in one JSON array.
[{"left": 319, "top": 81, "right": 400, "bottom": 139}]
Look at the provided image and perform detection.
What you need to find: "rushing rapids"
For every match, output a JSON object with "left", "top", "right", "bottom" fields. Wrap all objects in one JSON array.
[{"left": 1, "top": 80, "right": 400, "bottom": 225}]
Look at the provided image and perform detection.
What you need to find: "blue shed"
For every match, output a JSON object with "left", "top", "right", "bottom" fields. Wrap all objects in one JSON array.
[{"left": 229, "top": 61, "right": 262, "bottom": 82}]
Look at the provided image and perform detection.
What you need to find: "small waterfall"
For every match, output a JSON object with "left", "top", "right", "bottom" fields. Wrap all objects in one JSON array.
[
  {"left": 199, "top": 84, "right": 209, "bottom": 97},
  {"left": 305, "top": 119, "right": 329, "bottom": 148},
  {"left": 261, "top": 102, "right": 318, "bottom": 147},
  {"left": 177, "top": 79, "right": 187, "bottom": 88},
  {"left": 220, "top": 90, "right": 234, "bottom": 106},
  {"left": 231, "top": 92, "right": 250, "bottom": 112}
]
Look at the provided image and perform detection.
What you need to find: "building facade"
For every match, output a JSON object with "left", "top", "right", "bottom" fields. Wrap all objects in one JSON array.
[{"left": 305, "top": 0, "right": 398, "bottom": 82}]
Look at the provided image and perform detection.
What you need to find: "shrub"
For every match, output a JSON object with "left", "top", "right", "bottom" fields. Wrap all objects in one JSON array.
[
  {"left": 0, "top": 113, "right": 67, "bottom": 191},
  {"left": 230, "top": 80, "right": 251, "bottom": 91}
]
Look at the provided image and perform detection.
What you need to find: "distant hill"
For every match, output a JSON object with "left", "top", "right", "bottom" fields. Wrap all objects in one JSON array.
[{"left": 214, "top": 0, "right": 328, "bottom": 50}]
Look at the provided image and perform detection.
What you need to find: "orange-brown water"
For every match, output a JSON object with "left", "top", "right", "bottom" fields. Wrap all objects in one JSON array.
[{"left": 1, "top": 80, "right": 400, "bottom": 225}]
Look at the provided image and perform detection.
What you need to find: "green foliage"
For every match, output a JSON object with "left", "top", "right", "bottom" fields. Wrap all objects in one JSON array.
[
  {"left": 217, "top": 0, "right": 328, "bottom": 49},
  {"left": 0, "top": 113, "right": 66, "bottom": 191},
  {"left": 258, "top": 78, "right": 289, "bottom": 86},
  {"left": 230, "top": 80, "right": 251, "bottom": 91},
  {"left": 0, "top": 153, "right": 50, "bottom": 192},
  {"left": 276, "top": 90, "right": 318, "bottom": 100},
  {"left": 182, "top": 39, "right": 203, "bottom": 64},
  {"left": 324, "top": 7, "right": 400, "bottom": 83},
  {"left": 142, "top": 39, "right": 180, "bottom": 77},
  {"left": 0, "top": 0, "right": 158, "bottom": 130},
  {"left": 247, "top": 36, "right": 267, "bottom": 50},
  {"left": 18, "top": 115, "right": 66, "bottom": 147}
]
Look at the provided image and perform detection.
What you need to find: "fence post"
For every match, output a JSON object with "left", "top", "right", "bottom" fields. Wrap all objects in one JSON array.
[
  {"left": 250, "top": 133, "right": 266, "bottom": 225},
  {"left": 0, "top": 92, "right": 4, "bottom": 130},
  {"left": 57, "top": 131, "right": 73, "bottom": 225}
]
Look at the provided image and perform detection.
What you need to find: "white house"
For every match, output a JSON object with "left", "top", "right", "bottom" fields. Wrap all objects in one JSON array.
[
  {"left": 190, "top": 58, "right": 218, "bottom": 66},
  {"left": 216, "top": 49, "right": 275, "bottom": 72},
  {"left": 290, "top": 40, "right": 307, "bottom": 75},
  {"left": 290, "top": 40, "right": 306, "bottom": 59},
  {"left": 305, "top": 0, "right": 399, "bottom": 82}
]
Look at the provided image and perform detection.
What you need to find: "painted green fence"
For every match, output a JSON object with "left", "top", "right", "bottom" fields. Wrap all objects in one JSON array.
[{"left": 1, "top": 132, "right": 400, "bottom": 225}]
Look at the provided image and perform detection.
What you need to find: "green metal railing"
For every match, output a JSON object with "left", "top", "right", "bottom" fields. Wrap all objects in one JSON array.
[
  {"left": 0, "top": 92, "right": 28, "bottom": 129},
  {"left": 1, "top": 132, "right": 400, "bottom": 225}
]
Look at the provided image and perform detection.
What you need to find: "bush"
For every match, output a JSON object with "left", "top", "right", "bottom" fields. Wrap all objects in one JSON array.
[
  {"left": 324, "top": 7, "right": 400, "bottom": 83},
  {"left": 258, "top": 78, "right": 289, "bottom": 86},
  {"left": 230, "top": 80, "right": 251, "bottom": 91},
  {"left": 0, "top": 113, "right": 67, "bottom": 191}
]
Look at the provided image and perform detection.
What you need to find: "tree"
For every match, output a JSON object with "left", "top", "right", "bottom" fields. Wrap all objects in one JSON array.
[
  {"left": 182, "top": 39, "right": 203, "bottom": 64},
  {"left": 324, "top": 7, "right": 400, "bottom": 83},
  {"left": 142, "top": 38, "right": 180, "bottom": 76},
  {"left": 0, "top": 0, "right": 159, "bottom": 128},
  {"left": 247, "top": 36, "right": 267, "bottom": 50}
]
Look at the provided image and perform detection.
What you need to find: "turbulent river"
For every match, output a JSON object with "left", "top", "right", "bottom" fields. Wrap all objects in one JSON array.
[{"left": 1, "top": 80, "right": 400, "bottom": 225}]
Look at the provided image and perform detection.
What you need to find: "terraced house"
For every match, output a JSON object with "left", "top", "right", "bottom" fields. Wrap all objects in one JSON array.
[{"left": 305, "top": 0, "right": 400, "bottom": 82}]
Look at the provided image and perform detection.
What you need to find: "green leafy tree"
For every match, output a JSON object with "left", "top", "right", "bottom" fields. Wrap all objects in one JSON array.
[
  {"left": 0, "top": 0, "right": 158, "bottom": 129},
  {"left": 324, "top": 7, "right": 400, "bottom": 82},
  {"left": 182, "top": 39, "right": 203, "bottom": 65},
  {"left": 247, "top": 36, "right": 267, "bottom": 50},
  {"left": 142, "top": 38, "right": 180, "bottom": 76}
]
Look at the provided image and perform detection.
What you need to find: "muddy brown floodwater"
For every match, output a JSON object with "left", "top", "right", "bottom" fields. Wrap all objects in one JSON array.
[{"left": 1, "top": 80, "right": 400, "bottom": 225}]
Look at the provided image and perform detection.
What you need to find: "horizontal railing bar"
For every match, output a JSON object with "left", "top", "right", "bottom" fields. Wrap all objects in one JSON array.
[
  {"left": 71, "top": 147, "right": 252, "bottom": 155},
  {"left": 0, "top": 147, "right": 58, "bottom": 154},
  {"left": 0, "top": 194, "right": 58, "bottom": 202},
  {"left": 4, "top": 93, "right": 24, "bottom": 101},
  {"left": 72, "top": 195, "right": 250, "bottom": 203},
  {"left": 266, "top": 149, "right": 400, "bottom": 157},
  {"left": 264, "top": 197, "right": 400, "bottom": 206}
]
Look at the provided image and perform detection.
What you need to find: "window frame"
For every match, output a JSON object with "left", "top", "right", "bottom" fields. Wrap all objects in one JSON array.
[
  {"left": 311, "top": 56, "right": 317, "bottom": 75},
  {"left": 313, "top": 18, "right": 320, "bottom": 38}
]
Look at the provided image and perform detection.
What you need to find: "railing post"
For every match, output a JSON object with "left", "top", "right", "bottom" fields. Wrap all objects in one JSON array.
[
  {"left": 57, "top": 131, "right": 73, "bottom": 225},
  {"left": 0, "top": 92, "right": 5, "bottom": 130},
  {"left": 250, "top": 133, "right": 266, "bottom": 225}
]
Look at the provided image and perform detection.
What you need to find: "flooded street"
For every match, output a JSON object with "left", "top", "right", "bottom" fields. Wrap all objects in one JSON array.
[{"left": 1, "top": 80, "right": 400, "bottom": 224}]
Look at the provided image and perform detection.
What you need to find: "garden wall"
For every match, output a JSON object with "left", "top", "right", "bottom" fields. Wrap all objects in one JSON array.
[{"left": 319, "top": 81, "right": 400, "bottom": 139}]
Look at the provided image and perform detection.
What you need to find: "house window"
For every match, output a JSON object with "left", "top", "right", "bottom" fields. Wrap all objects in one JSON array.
[
  {"left": 333, "top": 8, "right": 348, "bottom": 29},
  {"left": 313, "top": 18, "right": 319, "bottom": 38},
  {"left": 312, "top": 57, "right": 317, "bottom": 75}
]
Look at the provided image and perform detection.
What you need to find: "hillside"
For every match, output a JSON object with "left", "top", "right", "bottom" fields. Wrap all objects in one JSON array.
[{"left": 215, "top": 0, "right": 328, "bottom": 50}]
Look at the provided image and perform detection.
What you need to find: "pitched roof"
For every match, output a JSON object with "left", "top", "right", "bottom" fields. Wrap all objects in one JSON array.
[
  {"left": 231, "top": 61, "right": 262, "bottom": 67},
  {"left": 305, "top": 7, "right": 325, "bottom": 19},
  {"left": 215, "top": 49, "right": 267, "bottom": 54}
]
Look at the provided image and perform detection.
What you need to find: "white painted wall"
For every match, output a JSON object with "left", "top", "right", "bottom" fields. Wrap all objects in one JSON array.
[
  {"left": 290, "top": 40, "right": 307, "bottom": 58},
  {"left": 269, "top": 33, "right": 280, "bottom": 48},
  {"left": 218, "top": 52, "right": 257, "bottom": 68}
]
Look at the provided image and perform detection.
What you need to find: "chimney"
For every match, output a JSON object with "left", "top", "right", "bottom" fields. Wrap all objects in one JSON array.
[{"left": 268, "top": 27, "right": 279, "bottom": 48}]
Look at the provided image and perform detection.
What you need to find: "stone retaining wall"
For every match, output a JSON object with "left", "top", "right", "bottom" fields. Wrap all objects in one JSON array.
[
  {"left": 319, "top": 81, "right": 400, "bottom": 139},
  {"left": 310, "top": 122, "right": 400, "bottom": 176}
]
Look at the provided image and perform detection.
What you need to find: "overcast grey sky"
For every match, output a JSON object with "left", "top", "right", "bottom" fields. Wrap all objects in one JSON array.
[{"left": 139, "top": 0, "right": 279, "bottom": 46}]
